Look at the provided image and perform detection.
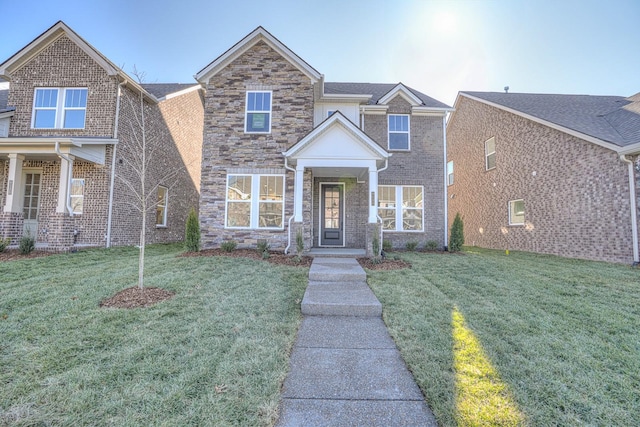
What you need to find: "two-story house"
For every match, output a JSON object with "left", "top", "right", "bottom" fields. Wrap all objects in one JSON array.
[
  {"left": 447, "top": 91, "right": 640, "bottom": 264},
  {"left": 0, "top": 21, "right": 203, "bottom": 251},
  {"left": 195, "top": 27, "right": 452, "bottom": 255}
]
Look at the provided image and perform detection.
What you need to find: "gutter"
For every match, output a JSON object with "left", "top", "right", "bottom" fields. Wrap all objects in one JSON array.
[
  {"left": 443, "top": 114, "right": 449, "bottom": 249},
  {"left": 283, "top": 156, "right": 296, "bottom": 254},
  {"left": 54, "top": 141, "right": 74, "bottom": 216},
  {"left": 375, "top": 159, "right": 389, "bottom": 256},
  {"left": 106, "top": 81, "right": 125, "bottom": 248},
  {"left": 619, "top": 154, "right": 639, "bottom": 264}
]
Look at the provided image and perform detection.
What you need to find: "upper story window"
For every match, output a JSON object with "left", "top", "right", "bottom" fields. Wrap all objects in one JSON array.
[
  {"left": 447, "top": 161, "right": 454, "bottom": 186},
  {"left": 245, "top": 91, "right": 271, "bottom": 133},
  {"left": 485, "top": 137, "right": 496, "bottom": 170},
  {"left": 32, "top": 88, "right": 88, "bottom": 129},
  {"left": 388, "top": 114, "right": 410, "bottom": 150}
]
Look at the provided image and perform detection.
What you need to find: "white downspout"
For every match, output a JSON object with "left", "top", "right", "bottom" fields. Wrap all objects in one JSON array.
[
  {"left": 443, "top": 114, "right": 449, "bottom": 249},
  {"left": 619, "top": 154, "right": 639, "bottom": 264},
  {"left": 54, "top": 141, "right": 74, "bottom": 216},
  {"left": 283, "top": 156, "right": 296, "bottom": 254},
  {"left": 106, "top": 82, "right": 125, "bottom": 248},
  {"left": 375, "top": 158, "right": 389, "bottom": 255}
]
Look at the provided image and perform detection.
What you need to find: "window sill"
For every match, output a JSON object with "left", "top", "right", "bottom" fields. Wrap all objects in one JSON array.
[
  {"left": 388, "top": 148, "right": 410, "bottom": 152},
  {"left": 156, "top": 225, "right": 168, "bottom": 229}
]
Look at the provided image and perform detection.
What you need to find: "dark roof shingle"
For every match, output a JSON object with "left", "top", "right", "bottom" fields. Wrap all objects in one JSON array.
[
  {"left": 325, "top": 82, "right": 451, "bottom": 109},
  {"left": 140, "top": 83, "right": 199, "bottom": 99}
]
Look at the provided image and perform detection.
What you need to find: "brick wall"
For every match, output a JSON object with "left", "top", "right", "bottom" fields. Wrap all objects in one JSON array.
[
  {"left": 199, "top": 40, "right": 315, "bottom": 250},
  {"left": 363, "top": 96, "right": 446, "bottom": 249},
  {"left": 447, "top": 96, "right": 637, "bottom": 264}
]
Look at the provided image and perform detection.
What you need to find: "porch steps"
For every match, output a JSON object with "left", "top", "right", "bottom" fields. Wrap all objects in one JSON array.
[{"left": 307, "top": 248, "right": 366, "bottom": 258}]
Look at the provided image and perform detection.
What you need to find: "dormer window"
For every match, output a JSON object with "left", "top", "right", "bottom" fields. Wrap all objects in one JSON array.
[
  {"left": 245, "top": 91, "right": 271, "bottom": 133},
  {"left": 32, "top": 88, "right": 87, "bottom": 129},
  {"left": 388, "top": 114, "right": 410, "bottom": 150}
]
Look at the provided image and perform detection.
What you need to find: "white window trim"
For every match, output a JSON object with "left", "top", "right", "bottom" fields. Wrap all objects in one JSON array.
[
  {"left": 244, "top": 90, "right": 272, "bottom": 134},
  {"left": 378, "top": 185, "right": 424, "bottom": 233},
  {"left": 388, "top": 114, "right": 410, "bottom": 151},
  {"left": 485, "top": 137, "right": 496, "bottom": 170},
  {"left": 156, "top": 186, "right": 168, "bottom": 227},
  {"left": 447, "top": 161, "right": 454, "bottom": 186},
  {"left": 70, "top": 178, "right": 85, "bottom": 215},
  {"left": 225, "top": 174, "right": 285, "bottom": 230},
  {"left": 509, "top": 199, "right": 525, "bottom": 225},
  {"left": 31, "top": 87, "right": 88, "bottom": 129}
]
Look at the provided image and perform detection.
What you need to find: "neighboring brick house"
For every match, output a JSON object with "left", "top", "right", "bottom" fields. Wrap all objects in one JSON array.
[
  {"left": 195, "top": 27, "right": 452, "bottom": 255},
  {"left": 0, "top": 21, "right": 203, "bottom": 251},
  {"left": 447, "top": 91, "right": 640, "bottom": 264}
]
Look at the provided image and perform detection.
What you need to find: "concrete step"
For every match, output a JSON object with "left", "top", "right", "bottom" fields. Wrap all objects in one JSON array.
[
  {"left": 301, "top": 281, "right": 382, "bottom": 317},
  {"left": 308, "top": 257, "right": 366, "bottom": 282}
]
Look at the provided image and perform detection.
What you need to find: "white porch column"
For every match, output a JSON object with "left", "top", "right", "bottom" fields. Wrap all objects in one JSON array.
[
  {"left": 4, "top": 154, "right": 25, "bottom": 213},
  {"left": 294, "top": 165, "right": 304, "bottom": 222},
  {"left": 57, "top": 154, "right": 75, "bottom": 214},
  {"left": 368, "top": 166, "right": 378, "bottom": 223}
]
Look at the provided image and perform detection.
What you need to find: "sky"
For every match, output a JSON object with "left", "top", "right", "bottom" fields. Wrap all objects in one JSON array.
[{"left": 0, "top": 0, "right": 638, "bottom": 106}]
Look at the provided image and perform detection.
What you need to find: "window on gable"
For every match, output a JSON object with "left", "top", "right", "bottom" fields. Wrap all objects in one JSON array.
[
  {"left": 156, "top": 186, "right": 168, "bottom": 227},
  {"left": 378, "top": 185, "right": 423, "bottom": 232},
  {"left": 245, "top": 91, "right": 272, "bottom": 133},
  {"left": 70, "top": 178, "right": 85, "bottom": 214},
  {"left": 226, "top": 174, "right": 284, "bottom": 229},
  {"left": 33, "top": 88, "right": 87, "bottom": 129},
  {"left": 447, "top": 161, "right": 454, "bottom": 186},
  {"left": 509, "top": 199, "right": 525, "bottom": 225},
  {"left": 388, "top": 114, "right": 410, "bottom": 150},
  {"left": 485, "top": 137, "right": 496, "bottom": 170}
]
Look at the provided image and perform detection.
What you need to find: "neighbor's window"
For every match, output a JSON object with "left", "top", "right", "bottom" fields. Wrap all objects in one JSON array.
[
  {"left": 378, "top": 185, "right": 423, "bottom": 232},
  {"left": 70, "top": 178, "right": 85, "bottom": 214},
  {"left": 226, "top": 174, "right": 284, "bottom": 229},
  {"left": 509, "top": 199, "right": 525, "bottom": 225},
  {"left": 245, "top": 91, "right": 272, "bottom": 133},
  {"left": 156, "top": 186, "right": 168, "bottom": 227},
  {"left": 33, "top": 88, "right": 87, "bottom": 129},
  {"left": 485, "top": 137, "right": 496, "bottom": 170},
  {"left": 388, "top": 114, "right": 410, "bottom": 150},
  {"left": 447, "top": 161, "right": 454, "bottom": 186}
]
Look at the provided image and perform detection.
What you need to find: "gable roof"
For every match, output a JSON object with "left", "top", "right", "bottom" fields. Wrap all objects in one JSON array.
[
  {"left": 324, "top": 82, "right": 451, "bottom": 109},
  {"left": 195, "top": 26, "right": 322, "bottom": 84},
  {"left": 140, "top": 83, "right": 200, "bottom": 100},
  {"left": 460, "top": 91, "right": 640, "bottom": 149}
]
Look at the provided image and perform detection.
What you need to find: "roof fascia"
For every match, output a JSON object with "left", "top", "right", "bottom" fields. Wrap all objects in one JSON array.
[
  {"left": 195, "top": 27, "right": 322, "bottom": 84},
  {"left": 158, "top": 84, "right": 202, "bottom": 102},
  {"left": 318, "top": 93, "right": 373, "bottom": 103},
  {"left": 378, "top": 83, "right": 422, "bottom": 106},
  {"left": 361, "top": 105, "right": 388, "bottom": 115},
  {"left": 460, "top": 92, "right": 622, "bottom": 153},
  {"left": 0, "top": 110, "right": 15, "bottom": 119},
  {"left": 412, "top": 106, "right": 453, "bottom": 116}
]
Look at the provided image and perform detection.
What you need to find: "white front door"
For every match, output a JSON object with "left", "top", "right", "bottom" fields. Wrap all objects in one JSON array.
[{"left": 22, "top": 171, "right": 42, "bottom": 238}]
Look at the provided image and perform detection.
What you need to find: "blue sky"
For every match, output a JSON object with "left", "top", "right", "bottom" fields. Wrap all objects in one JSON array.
[{"left": 1, "top": 0, "right": 638, "bottom": 106}]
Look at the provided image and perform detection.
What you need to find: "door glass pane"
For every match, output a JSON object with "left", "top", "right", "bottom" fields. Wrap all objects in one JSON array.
[{"left": 324, "top": 187, "right": 340, "bottom": 229}]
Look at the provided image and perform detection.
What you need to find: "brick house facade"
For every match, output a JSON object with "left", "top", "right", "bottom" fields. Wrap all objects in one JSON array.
[
  {"left": 447, "top": 92, "right": 640, "bottom": 264},
  {"left": 0, "top": 21, "right": 202, "bottom": 251},
  {"left": 195, "top": 27, "right": 451, "bottom": 255}
]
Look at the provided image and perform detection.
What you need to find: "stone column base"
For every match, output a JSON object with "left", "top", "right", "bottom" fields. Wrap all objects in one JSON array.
[
  {"left": 290, "top": 221, "right": 311, "bottom": 255},
  {"left": 0, "top": 212, "right": 24, "bottom": 246},
  {"left": 365, "top": 222, "right": 382, "bottom": 258},
  {"left": 47, "top": 213, "right": 75, "bottom": 250}
]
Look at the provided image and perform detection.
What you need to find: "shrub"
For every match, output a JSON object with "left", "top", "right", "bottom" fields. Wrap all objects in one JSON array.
[
  {"left": 425, "top": 240, "right": 439, "bottom": 251},
  {"left": 449, "top": 213, "right": 464, "bottom": 252},
  {"left": 382, "top": 239, "right": 393, "bottom": 252},
  {"left": 371, "top": 234, "right": 382, "bottom": 264},
  {"left": 0, "top": 236, "right": 11, "bottom": 253},
  {"left": 220, "top": 240, "right": 237, "bottom": 252},
  {"left": 184, "top": 207, "right": 200, "bottom": 252},
  {"left": 295, "top": 229, "right": 304, "bottom": 263},
  {"left": 406, "top": 240, "right": 419, "bottom": 252},
  {"left": 19, "top": 229, "right": 35, "bottom": 255}
]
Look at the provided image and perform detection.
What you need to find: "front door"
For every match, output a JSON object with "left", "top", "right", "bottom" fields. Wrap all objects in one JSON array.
[
  {"left": 320, "top": 184, "right": 344, "bottom": 246},
  {"left": 22, "top": 171, "right": 41, "bottom": 237}
]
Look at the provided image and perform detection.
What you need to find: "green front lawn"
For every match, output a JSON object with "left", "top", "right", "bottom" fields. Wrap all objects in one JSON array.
[
  {"left": 367, "top": 247, "right": 640, "bottom": 426},
  {"left": 0, "top": 244, "right": 308, "bottom": 426}
]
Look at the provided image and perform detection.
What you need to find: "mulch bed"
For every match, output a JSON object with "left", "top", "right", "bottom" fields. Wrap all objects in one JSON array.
[
  {"left": 100, "top": 286, "right": 175, "bottom": 309},
  {"left": 181, "top": 248, "right": 314, "bottom": 267},
  {"left": 357, "top": 257, "right": 412, "bottom": 270},
  {"left": 0, "top": 250, "right": 53, "bottom": 262}
]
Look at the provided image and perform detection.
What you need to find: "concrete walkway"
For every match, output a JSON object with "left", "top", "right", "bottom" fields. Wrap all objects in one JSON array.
[{"left": 275, "top": 258, "right": 437, "bottom": 427}]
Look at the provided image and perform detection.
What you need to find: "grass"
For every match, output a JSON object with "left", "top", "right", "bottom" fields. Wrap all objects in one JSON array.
[
  {"left": 0, "top": 243, "right": 308, "bottom": 426},
  {"left": 366, "top": 247, "right": 640, "bottom": 426}
]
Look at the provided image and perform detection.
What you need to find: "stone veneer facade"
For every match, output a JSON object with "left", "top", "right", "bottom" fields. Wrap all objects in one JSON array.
[{"left": 447, "top": 96, "right": 639, "bottom": 264}]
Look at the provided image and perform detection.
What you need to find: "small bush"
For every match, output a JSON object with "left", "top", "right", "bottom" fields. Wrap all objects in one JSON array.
[
  {"left": 371, "top": 233, "right": 382, "bottom": 264},
  {"left": 295, "top": 229, "right": 304, "bottom": 263},
  {"left": 220, "top": 240, "right": 237, "bottom": 252},
  {"left": 0, "top": 236, "right": 11, "bottom": 253},
  {"left": 406, "top": 240, "right": 419, "bottom": 252},
  {"left": 449, "top": 213, "right": 465, "bottom": 252},
  {"left": 425, "top": 240, "right": 439, "bottom": 251},
  {"left": 382, "top": 239, "right": 393, "bottom": 252},
  {"left": 184, "top": 207, "right": 200, "bottom": 252},
  {"left": 19, "top": 230, "right": 35, "bottom": 255}
]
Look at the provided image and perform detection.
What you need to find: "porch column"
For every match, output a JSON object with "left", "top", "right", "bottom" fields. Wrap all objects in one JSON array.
[
  {"left": 4, "top": 154, "right": 25, "bottom": 213},
  {"left": 56, "top": 154, "right": 75, "bottom": 214},
  {"left": 368, "top": 166, "right": 378, "bottom": 223},
  {"left": 294, "top": 165, "right": 304, "bottom": 222}
]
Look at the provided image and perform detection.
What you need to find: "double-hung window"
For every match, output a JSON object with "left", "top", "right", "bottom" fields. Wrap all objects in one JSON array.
[
  {"left": 509, "top": 199, "right": 525, "bottom": 225},
  {"left": 156, "top": 186, "right": 168, "bottom": 227},
  {"left": 485, "top": 137, "right": 496, "bottom": 170},
  {"left": 226, "top": 174, "right": 284, "bottom": 229},
  {"left": 70, "top": 179, "right": 85, "bottom": 214},
  {"left": 33, "top": 88, "right": 88, "bottom": 129},
  {"left": 378, "top": 185, "right": 423, "bottom": 232},
  {"left": 388, "top": 114, "right": 410, "bottom": 150},
  {"left": 245, "top": 91, "right": 272, "bottom": 133}
]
